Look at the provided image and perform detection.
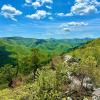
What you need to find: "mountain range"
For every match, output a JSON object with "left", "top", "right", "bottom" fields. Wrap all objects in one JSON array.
[{"left": 0, "top": 37, "right": 92, "bottom": 67}]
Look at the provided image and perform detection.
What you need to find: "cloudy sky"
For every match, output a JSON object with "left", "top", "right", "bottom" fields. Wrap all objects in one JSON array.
[{"left": 0, "top": 0, "right": 100, "bottom": 39}]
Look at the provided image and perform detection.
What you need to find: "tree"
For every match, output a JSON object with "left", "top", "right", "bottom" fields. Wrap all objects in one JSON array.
[
  {"left": 0, "top": 64, "right": 16, "bottom": 87},
  {"left": 31, "top": 49, "right": 41, "bottom": 77}
]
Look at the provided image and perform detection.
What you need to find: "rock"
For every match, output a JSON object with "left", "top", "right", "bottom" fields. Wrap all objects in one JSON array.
[
  {"left": 92, "top": 88, "right": 100, "bottom": 100},
  {"left": 64, "top": 55, "right": 72, "bottom": 62},
  {"left": 70, "top": 76, "right": 81, "bottom": 91},
  {"left": 83, "top": 76, "right": 94, "bottom": 91},
  {"left": 67, "top": 72, "right": 81, "bottom": 91},
  {"left": 67, "top": 97, "right": 73, "bottom": 100},
  {"left": 67, "top": 72, "right": 94, "bottom": 95},
  {"left": 64, "top": 55, "right": 81, "bottom": 63},
  {"left": 83, "top": 98, "right": 89, "bottom": 100}
]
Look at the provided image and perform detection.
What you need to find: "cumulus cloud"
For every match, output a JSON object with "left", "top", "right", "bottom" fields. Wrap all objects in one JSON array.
[
  {"left": 41, "top": 0, "right": 53, "bottom": 4},
  {"left": 25, "top": 0, "right": 32, "bottom": 3},
  {"left": 69, "top": 3, "right": 98, "bottom": 16},
  {"left": 57, "top": 13, "right": 65, "bottom": 16},
  {"left": 1, "top": 4, "right": 22, "bottom": 21},
  {"left": 46, "top": 5, "right": 52, "bottom": 9},
  {"left": 34, "top": 0, "right": 53, "bottom": 5},
  {"left": 26, "top": 10, "right": 51, "bottom": 20},
  {"left": 57, "top": 12, "right": 73, "bottom": 17},
  {"left": 66, "top": 0, "right": 100, "bottom": 16},
  {"left": 57, "top": 0, "right": 100, "bottom": 17},
  {"left": 60, "top": 22, "right": 88, "bottom": 32},
  {"left": 63, "top": 22, "right": 88, "bottom": 26},
  {"left": 48, "top": 16, "right": 53, "bottom": 20},
  {"left": 25, "top": 0, "right": 53, "bottom": 8},
  {"left": 32, "top": 1, "right": 41, "bottom": 8},
  {"left": 63, "top": 28, "right": 71, "bottom": 32}
]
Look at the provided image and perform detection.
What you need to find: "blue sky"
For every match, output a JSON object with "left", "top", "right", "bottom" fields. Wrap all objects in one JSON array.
[{"left": 0, "top": 0, "right": 100, "bottom": 39}]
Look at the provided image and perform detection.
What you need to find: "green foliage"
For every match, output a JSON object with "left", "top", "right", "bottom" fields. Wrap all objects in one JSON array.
[
  {"left": 0, "top": 37, "right": 99, "bottom": 99},
  {"left": 2, "top": 37, "right": 91, "bottom": 56},
  {"left": 0, "top": 64, "right": 16, "bottom": 88},
  {"left": 69, "top": 38, "right": 100, "bottom": 87},
  {"left": 0, "top": 65, "right": 63, "bottom": 100}
]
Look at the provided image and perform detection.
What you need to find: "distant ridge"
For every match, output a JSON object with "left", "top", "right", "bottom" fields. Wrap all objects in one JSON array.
[{"left": 0, "top": 36, "right": 94, "bottom": 40}]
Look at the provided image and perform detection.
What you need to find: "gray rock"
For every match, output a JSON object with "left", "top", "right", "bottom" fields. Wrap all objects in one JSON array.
[
  {"left": 83, "top": 76, "right": 93, "bottom": 90},
  {"left": 92, "top": 88, "right": 100, "bottom": 100},
  {"left": 64, "top": 55, "right": 81, "bottom": 63},
  {"left": 64, "top": 55, "right": 72, "bottom": 62},
  {"left": 67, "top": 97, "right": 73, "bottom": 100},
  {"left": 67, "top": 72, "right": 94, "bottom": 91}
]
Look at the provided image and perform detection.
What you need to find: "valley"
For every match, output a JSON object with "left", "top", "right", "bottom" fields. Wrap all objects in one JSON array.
[{"left": 0, "top": 37, "right": 99, "bottom": 100}]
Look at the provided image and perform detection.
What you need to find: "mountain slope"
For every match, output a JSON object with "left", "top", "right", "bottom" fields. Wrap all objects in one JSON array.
[
  {"left": 1, "top": 37, "right": 92, "bottom": 55},
  {"left": 0, "top": 39, "right": 100, "bottom": 100},
  {"left": 0, "top": 38, "right": 99, "bottom": 100},
  {"left": 0, "top": 37, "right": 92, "bottom": 67},
  {"left": 69, "top": 38, "right": 100, "bottom": 66},
  {"left": 0, "top": 39, "right": 30, "bottom": 67}
]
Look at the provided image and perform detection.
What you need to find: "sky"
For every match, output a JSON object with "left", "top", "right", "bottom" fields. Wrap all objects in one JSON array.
[{"left": 0, "top": 0, "right": 100, "bottom": 39}]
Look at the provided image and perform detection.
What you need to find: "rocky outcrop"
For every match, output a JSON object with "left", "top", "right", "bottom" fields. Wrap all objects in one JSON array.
[
  {"left": 64, "top": 55, "right": 73, "bottom": 62},
  {"left": 67, "top": 72, "right": 94, "bottom": 91},
  {"left": 92, "top": 88, "right": 100, "bottom": 100},
  {"left": 64, "top": 55, "right": 81, "bottom": 63},
  {"left": 62, "top": 55, "right": 99, "bottom": 99},
  {"left": 64, "top": 72, "right": 94, "bottom": 99},
  {"left": 83, "top": 76, "right": 93, "bottom": 91}
]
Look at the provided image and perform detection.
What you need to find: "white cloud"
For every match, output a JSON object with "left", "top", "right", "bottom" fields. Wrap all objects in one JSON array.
[
  {"left": 25, "top": 0, "right": 32, "bottom": 3},
  {"left": 57, "top": 13, "right": 65, "bottom": 16},
  {"left": 66, "top": 0, "right": 100, "bottom": 16},
  {"left": 60, "top": 22, "right": 88, "bottom": 32},
  {"left": 46, "top": 5, "right": 52, "bottom": 9},
  {"left": 63, "top": 28, "right": 71, "bottom": 32},
  {"left": 76, "top": 0, "right": 83, "bottom": 3},
  {"left": 1, "top": 4, "right": 22, "bottom": 21},
  {"left": 25, "top": 0, "right": 53, "bottom": 9},
  {"left": 70, "top": 3, "right": 98, "bottom": 15},
  {"left": 61, "top": 22, "right": 88, "bottom": 27},
  {"left": 57, "top": 12, "right": 73, "bottom": 17},
  {"left": 65, "top": 13, "right": 73, "bottom": 16},
  {"left": 32, "top": 1, "right": 41, "bottom": 8},
  {"left": 42, "top": 0, "right": 53, "bottom": 4},
  {"left": 34, "top": 0, "right": 53, "bottom": 5},
  {"left": 68, "top": 22, "right": 88, "bottom": 26},
  {"left": 48, "top": 16, "right": 53, "bottom": 20},
  {"left": 26, "top": 10, "right": 51, "bottom": 20},
  {"left": 75, "top": 0, "right": 100, "bottom": 5}
]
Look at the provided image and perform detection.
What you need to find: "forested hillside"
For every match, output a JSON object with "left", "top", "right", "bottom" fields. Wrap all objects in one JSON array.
[
  {"left": 70, "top": 38, "right": 100, "bottom": 67},
  {"left": 0, "top": 37, "right": 91, "bottom": 67},
  {"left": 2, "top": 37, "right": 91, "bottom": 55},
  {"left": 67, "top": 38, "right": 100, "bottom": 86},
  {"left": 0, "top": 39, "right": 30, "bottom": 66},
  {"left": 0, "top": 38, "right": 99, "bottom": 100}
]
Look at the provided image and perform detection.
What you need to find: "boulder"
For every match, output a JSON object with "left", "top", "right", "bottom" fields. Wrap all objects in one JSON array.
[
  {"left": 83, "top": 76, "right": 94, "bottom": 91},
  {"left": 67, "top": 72, "right": 94, "bottom": 95},
  {"left": 92, "top": 88, "right": 100, "bottom": 100},
  {"left": 64, "top": 55, "right": 72, "bottom": 62},
  {"left": 64, "top": 55, "right": 81, "bottom": 63}
]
